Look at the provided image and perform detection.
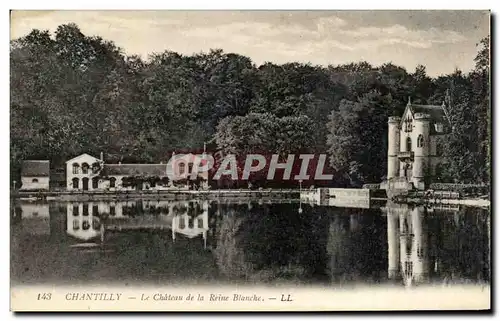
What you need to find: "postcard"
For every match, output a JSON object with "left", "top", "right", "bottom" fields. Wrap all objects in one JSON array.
[{"left": 10, "top": 10, "right": 491, "bottom": 312}]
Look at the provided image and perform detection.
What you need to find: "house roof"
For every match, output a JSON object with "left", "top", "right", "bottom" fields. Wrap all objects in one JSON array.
[
  {"left": 408, "top": 103, "right": 450, "bottom": 124},
  {"left": 50, "top": 172, "right": 66, "bottom": 182},
  {"left": 65, "top": 153, "right": 101, "bottom": 163},
  {"left": 101, "top": 164, "right": 168, "bottom": 177},
  {"left": 21, "top": 160, "right": 50, "bottom": 177}
]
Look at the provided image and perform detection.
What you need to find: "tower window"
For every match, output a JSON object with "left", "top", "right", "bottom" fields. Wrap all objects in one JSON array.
[
  {"left": 417, "top": 246, "right": 424, "bottom": 258},
  {"left": 405, "top": 116, "right": 413, "bottom": 132},
  {"left": 417, "top": 135, "right": 424, "bottom": 148},
  {"left": 179, "top": 162, "right": 186, "bottom": 175},
  {"left": 406, "top": 137, "right": 412, "bottom": 151}
]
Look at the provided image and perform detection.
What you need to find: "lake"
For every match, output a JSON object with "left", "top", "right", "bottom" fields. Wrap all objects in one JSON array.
[{"left": 11, "top": 199, "right": 490, "bottom": 288}]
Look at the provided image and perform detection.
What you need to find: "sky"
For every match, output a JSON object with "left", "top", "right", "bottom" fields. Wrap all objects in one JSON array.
[{"left": 10, "top": 10, "right": 490, "bottom": 77}]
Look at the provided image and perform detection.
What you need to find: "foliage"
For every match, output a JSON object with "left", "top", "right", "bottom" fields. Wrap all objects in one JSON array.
[{"left": 10, "top": 24, "right": 490, "bottom": 186}]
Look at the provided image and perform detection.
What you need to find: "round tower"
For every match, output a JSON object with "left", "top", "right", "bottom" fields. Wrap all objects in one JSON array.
[
  {"left": 412, "top": 113, "right": 431, "bottom": 190},
  {"left": 387, "top": 116, "right": 401, "bottom": 180}
]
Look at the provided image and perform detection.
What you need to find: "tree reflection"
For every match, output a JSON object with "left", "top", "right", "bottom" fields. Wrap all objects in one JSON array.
[{"left": 214, "top": 203, "right": 328, "bottom": 283}]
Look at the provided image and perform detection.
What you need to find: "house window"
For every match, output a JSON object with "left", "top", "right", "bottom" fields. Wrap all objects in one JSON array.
[
  {"left": 188, "top": 163, "right": 193, "bottom": 174},
  {"left": 179, "top": 217, "right": 186, "bottom": 229},
  {"left": 72, "top": 205, "right": 79, "bottom": 216},
  {"left": 72, "top": 163, "right": 80, "bottom": 174},
  {"left": 72, "top": 177, "right": 79, "bottom": 189},
  {"left": 81, "top": 163, "right": 90, "bottom": 174},
  {"left": 110, "top": 206, "right": 116, "bottom": 216},
  {"left": 197, "top": 218, "right": 204, "bottom": 229},
  {"left": 32, "top": 178, "right": 38, "bottom": 183},
  {"left": 73, "top": 220, "right": 80, "bottom": 230},
  {"left": 417, "top": 135, "right": 424, "bottom": 148},
  {"left": 179, "top": 163, "right": 186, "bottom": 175},
  {"left": 110, "top": 177, "right": 116, "bottom": 188},
  {"left": 82, "top": 220, "right": 90, "bottom": 230},
  {"left": 92, "top": 205, "right": 98, "bottom": 215},
  {"left": 406, "top": 137, "right": 412, "bottom": 151},
  {"left": 92, "top": 217, "right": 100, "bottom": 230},
  {"left": 82, "top": 204, "right": 89, "bottom": 216},
  {"left": 435, "top": 123, "right": 444, "bottom": 133},
  {"left": 92, "top": 177, "right": 99, "bottom": 189}
]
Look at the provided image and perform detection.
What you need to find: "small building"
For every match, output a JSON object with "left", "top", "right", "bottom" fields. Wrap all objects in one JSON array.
[
  {"left": 20, "top": 160, "right": 50, "bottom": 190},
  {"left": 168, "top": 153, "right": 210, "bottom": 190},
  {"left": 66, "top": 153, "right": 103, "bottom": 191},
  {"left": 385, "top": 99, "right": 451, "bottom": 190},
  {"left": 65, "top": 152, "right": 210, "bottom": 191},
  {"left": 99, "top": 163, "right": 169, "bottom": 190}
]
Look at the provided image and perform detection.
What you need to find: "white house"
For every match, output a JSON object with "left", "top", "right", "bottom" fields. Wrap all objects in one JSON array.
[
  {"left": 66, "top": 153, "right": 104, "bottom": 191},
  {"left": 20, "top": 160, "right": 50, "bottom": 190},
  {"left": 386, "top": 99, "right": 451, "bottom": 190},
  {"left": 65, "top": 152, "right": 210, "bottom": 191}
]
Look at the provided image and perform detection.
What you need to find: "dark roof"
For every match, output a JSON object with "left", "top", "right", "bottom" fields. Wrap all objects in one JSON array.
[
  {"left": 409, "top": 104, "right": 450, "bottom": 124},
  {"left": 101, "top": 164, "right": 168, "bottom": 177},
  {"left": 21, "top": 160, "right": 50, "bottom": 177},
  {"left": 50, "top": 172, "right": 66, "bottom": 182}
]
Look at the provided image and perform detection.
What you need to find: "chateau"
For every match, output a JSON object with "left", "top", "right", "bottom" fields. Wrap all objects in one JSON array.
[{"left": 385, "top": 98, "right": 451, "bottom": 190}]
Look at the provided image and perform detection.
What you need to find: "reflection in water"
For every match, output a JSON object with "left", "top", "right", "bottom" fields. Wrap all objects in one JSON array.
[
  {"left": 11, "top": 199, "right": 490, "bottom": 287},
  {"left": 384, "top": 203, "right": 490, "bottom": 286},
  {"left": 385, "top": 204, "right": 429, "bottom": 286}
]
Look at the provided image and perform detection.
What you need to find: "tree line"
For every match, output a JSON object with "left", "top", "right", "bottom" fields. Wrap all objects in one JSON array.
[{"left": 10, "top": 23, "right": 490, "bottom": 186}]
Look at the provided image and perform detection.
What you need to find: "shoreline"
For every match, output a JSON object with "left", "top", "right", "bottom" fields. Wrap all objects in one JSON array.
[
  {"left": 10, "top": 189, "right": 490, "bottom": 209},
  {"left": 11, "top": 189, "right": 300, "bottom": 202}
]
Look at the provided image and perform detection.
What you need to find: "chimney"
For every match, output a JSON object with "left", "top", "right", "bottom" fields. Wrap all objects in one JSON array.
[{"left": 100, "top": 152, "right": 104, "bottom": 161}]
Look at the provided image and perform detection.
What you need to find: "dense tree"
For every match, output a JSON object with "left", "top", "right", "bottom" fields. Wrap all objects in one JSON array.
[
  {"left": 326, "top": 91, "right": 393, "bottom": 186},
  {"left": 10, "top": 24, "right": 490, "bottom": 187}
]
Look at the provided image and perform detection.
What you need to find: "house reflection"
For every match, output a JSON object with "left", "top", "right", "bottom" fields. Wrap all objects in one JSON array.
[
  {"left": 17, "top": 203, "right": 51, "bottom": 235},
  {"left": 65, "top": 200, "right": 211, "bottom": 247},
  {"left": 172, "top": 201, "right": 209, "bottom": 248},
  {"left": 383, "top": 203, "right": 478, "bottom": 287},
  {"left": 66, "top": 202, "right": 102, "bottom": 241},
  {"left": 385, "top": 204, "right": 432, "bottom": 286}
]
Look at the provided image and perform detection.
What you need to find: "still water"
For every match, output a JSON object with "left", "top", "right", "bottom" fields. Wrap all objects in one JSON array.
[{"left": 11, "top": 199, "right": 490, "bottom": 287}]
